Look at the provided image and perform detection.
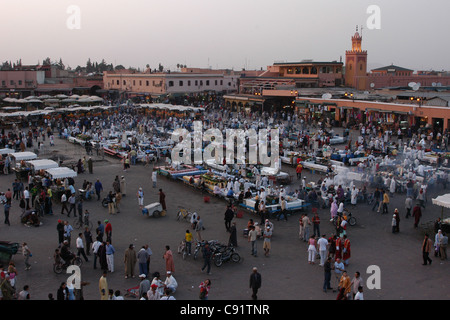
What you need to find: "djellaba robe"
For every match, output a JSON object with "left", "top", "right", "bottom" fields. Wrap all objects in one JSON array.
[
  {"left": 163, "top": 249, "right": 175, "bottom": 273},
  {"left": 99, "top": 275, "right": 108, "bottom": 300},
  {"left": 97, "top": 243, "right": 108, "bottom": 271},
  {"left": 343, "top": 238, "right": 351, "bottom": 262},
  {"left": 159, "top": 191, "right": 166, "bottom": 210},
  {"left": 335, "top": 237, "right": 343, "bottom": 260},
  {"left": 124, "top": 248, "right": 137, "bottom": 277},
  {"left": 413, "top": 205, "right": 422, "bottom": 227}
]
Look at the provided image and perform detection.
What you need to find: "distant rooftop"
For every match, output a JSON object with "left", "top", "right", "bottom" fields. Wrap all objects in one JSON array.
[{"left": 371, "top": 64, "right": 413, "bottom": 72}]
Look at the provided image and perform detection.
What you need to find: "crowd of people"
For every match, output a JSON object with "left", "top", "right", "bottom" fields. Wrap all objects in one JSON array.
[{"left": 0, "top": 97, "right": 448, "bottom": 301}]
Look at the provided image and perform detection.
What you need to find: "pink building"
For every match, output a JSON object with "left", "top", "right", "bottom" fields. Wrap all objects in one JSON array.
[{"left": 0, "top": 70, "right": 45, "bottom": 97}]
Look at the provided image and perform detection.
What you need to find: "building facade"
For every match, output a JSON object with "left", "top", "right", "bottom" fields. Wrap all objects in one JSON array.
[{"left": 103, "top": 71, "right": 238, "bottom": 97}]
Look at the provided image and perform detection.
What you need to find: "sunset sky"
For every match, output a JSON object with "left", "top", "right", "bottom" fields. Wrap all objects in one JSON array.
[{"left": 1, "top": 0, "right": 449, "bottom": 72}]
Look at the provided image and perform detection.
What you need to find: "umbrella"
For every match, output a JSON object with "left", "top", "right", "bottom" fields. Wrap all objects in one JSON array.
[{"left": 55, "top": 94, "right": 68, "bottom": 99}]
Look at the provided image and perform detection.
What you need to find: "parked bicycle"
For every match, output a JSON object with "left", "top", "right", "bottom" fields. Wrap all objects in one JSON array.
[
  {"left": 331, "top": 208, "right": 357, "bottom": 227},
  {"left": 176, "top": 208, "right": 195, "bottom": 222},
  {"left": 177, "top": 239, "right": 190, "bottom": 260}
]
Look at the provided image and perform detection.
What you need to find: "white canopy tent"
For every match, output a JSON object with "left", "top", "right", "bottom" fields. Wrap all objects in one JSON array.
[
  {"left": 0, "top": 148, "right": 16, "bottom": 155},
  {"left": 9, "top": 151, "right": 37, "bottom": 161},
  {"left": 45, "top": 167, "right": 77, "bottom": 179},
  {"left": 26, "top": 159, "right": 59, "bottom": 171},
  {"left": 432, "top": 194, "right": 450, "bottom": 219}
]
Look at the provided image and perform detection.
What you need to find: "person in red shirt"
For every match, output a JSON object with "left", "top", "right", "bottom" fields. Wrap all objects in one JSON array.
[
  {"left": 105, "top": 219, "right": 112, "bottom": 244},
  {"left": 296, "top": 163, "right": 303, "bottom": 180}
]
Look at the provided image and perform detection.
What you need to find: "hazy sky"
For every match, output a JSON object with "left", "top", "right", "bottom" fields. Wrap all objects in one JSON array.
[{"left": 1, "top": 0, "right": 449, "bottom": 72}]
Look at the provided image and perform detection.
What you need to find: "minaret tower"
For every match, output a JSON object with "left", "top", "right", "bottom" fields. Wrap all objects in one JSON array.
[{"left": 345, "top": 26, "right": 368, "bottom": 90}]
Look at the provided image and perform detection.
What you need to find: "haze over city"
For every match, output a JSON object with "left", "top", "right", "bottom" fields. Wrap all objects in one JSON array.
[{"left": 1, "top": 0, "right": 449, "bottom": 72}]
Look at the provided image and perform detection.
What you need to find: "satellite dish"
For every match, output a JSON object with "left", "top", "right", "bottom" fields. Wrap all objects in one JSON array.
[
  {"left": 408, "top": 82, "right": 417, "bottom": 88},
  {"left": 412, "top": 83, "right": 420, "bottom": 91},
  {"left": 322, "top": 93, "right": 332, "bottom": 99},
  {"left": 437, "top": 82, "right": 442, "bottom": 87},
  {"left": 432, "top": 82, "right": 437, "bottom": 87},
  {"left": 370, "top": 83, "right": 375, "bottom": 88}
]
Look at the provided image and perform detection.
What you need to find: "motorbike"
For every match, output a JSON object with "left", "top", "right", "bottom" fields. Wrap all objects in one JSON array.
[
  {"left": 53, "top": 255, "right": 83, "bottom": 274},
  {"left": 193, "top": 240, "right": 219, "bottom": 260},
  {"left": 78, "top": 188, "right": 93, "bottom": 201},
  {"left": 212, "top": 244, "right": 241, "bottom": 267}
]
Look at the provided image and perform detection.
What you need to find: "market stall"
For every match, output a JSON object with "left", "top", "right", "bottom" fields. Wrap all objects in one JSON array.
[
  {"left": 9, "top": 152, "right": 38, "bottom": 179},
  {"left": 45, "top": 167, "right": 78, "bottom": 204}
]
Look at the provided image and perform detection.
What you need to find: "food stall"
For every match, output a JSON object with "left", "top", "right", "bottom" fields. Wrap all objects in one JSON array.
[
  {"left": 240, "top": 195, "right": 306, "bottom": 216},
  {"left": 155, "top": 164, "right": 208, "bottom": 179},
  {"left": 45, "top": 167, "right": 78, "bottom": 203},
  {"left": 0, "top": 148, "right": 15, "bottom": 173},
  {"left": 9, "top": 152, "right": 38, "bottom": 180}
]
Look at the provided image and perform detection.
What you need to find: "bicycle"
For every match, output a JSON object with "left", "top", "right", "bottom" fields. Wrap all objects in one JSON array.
[
  {"left": 177, "top": 239, "right": 189, "bottom": 260},
  {"left": 74, "top": 216, "right": 93, "bottom": 230},
  {"left": 176, "top": 208, "right": 195, "bottom": 222}
]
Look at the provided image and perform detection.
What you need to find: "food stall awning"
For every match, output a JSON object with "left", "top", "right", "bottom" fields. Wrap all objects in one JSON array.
[
  {"left": 0, "top": 148, "right": 16, "bottom": 155},
  {"left": 45, "top": 167, "right": 77, "bottom": 179},
  {"left": 9, "top": 151, "right": 37, "bottom": 161},
  {"left": 26, "top": 159, "right": 59, "bottom": 171},
  {"left": 432, "top": 194, "right": 450, "bottom": 209}
]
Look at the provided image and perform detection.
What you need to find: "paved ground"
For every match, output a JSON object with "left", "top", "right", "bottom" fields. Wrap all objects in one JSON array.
[{"left": 1, "top": 130, "right": 449, "bottom": 300}]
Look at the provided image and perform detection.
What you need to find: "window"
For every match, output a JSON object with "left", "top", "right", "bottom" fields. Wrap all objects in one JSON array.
[
  {"left": 133, "top": 80, "right": 135, "bottom": 86},
  {"left": 188, "top": 80, "right": 191, "bottom": 86},
  {"left": 215, "top": 80, "right": 217, "bottom": 86},
  {"left": 123, "top": 80, "right": 126, "bottom": 85},
  {"left": 220, "top": 80, "right": 223, "bottom": 85},
  {"left": 200, "top": 80, "right": 203, "bottom": 86},
  {"left": 195, "top": 80, "right": 198, "bottom": 86},
  {"left": 168, "top": 81, "right": 174, "bottom": 87},
  {"left": 10, "top": 80, "right": 14, "bottom": 85},
  {"left": 146, "top": 80, "right": 149, "bottom": 86},
  {"left": 117, "top": 80, "right": 119, "bottom": 85},
  {"left": 139, "top": 80, "right": 142, "bottom": 86},
  {"left": 206, "top": 80, "right": 209, "bottom": 86},
  {"left": 179, "top": 80, "right": 183, "bottom": 86},
  {"left": 1, "top": 80, "right": 5, "bottom": 86},
  {"left": 18, "top": 80, "right": 22, "bottom": 85}
]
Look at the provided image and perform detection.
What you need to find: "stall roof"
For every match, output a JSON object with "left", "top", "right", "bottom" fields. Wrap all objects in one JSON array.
[
  {"left": 45, "top": 167, "right": 77, "bottom": 179},
  {"left": 26, "top": 159, "right": 59, "bottom": 170},
  {"left": 9, "top": 151, "right": 37, "bottom": 161},
  {"left": 0, "top": 148, "right": 16, "bottom": 155}
]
